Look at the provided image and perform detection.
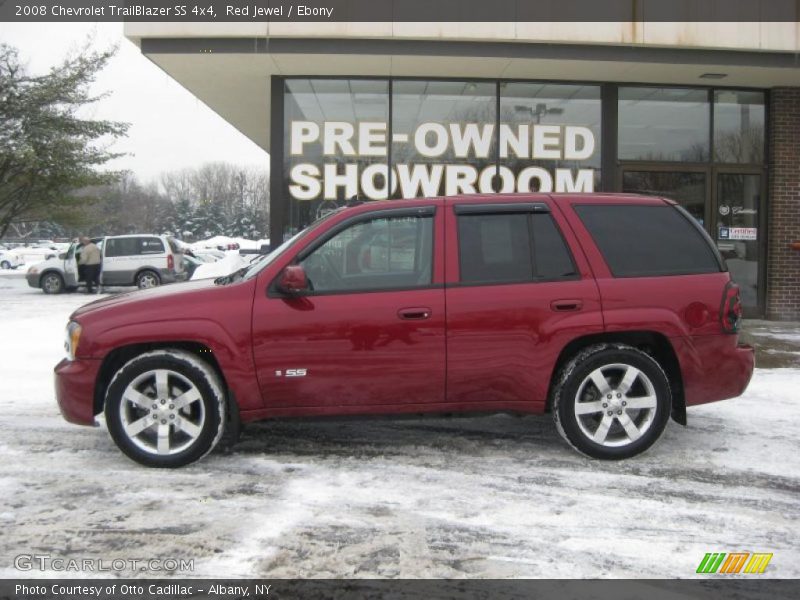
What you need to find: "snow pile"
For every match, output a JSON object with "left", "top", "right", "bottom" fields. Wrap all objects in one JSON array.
[
  {"left": 190, "top": 252, "right": 249, "bottom": 280},
  {"left": 190, "top": 236, "right": 269, "bottom": 252}
]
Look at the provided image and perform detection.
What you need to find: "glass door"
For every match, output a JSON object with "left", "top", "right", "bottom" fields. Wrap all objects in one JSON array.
[{"left": 713, "top": 172, "right": 763, "bottom": 315}]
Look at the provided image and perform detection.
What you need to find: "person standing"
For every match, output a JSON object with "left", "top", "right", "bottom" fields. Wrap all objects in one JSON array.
[{"left": 78, "top": 236, "right": 101, "bottom": 294}]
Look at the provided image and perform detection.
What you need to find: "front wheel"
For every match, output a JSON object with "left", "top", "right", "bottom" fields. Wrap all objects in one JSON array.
[
  {"left": 0, "top": 260, "right": 11, "bottom": 270},
  {"left": 104, "top": 350, "right": 227, "bottom": 468},
  {"left": 41, "top": 272, "right": 65, "bottom": 294},
  {"left": 553, "top": 344, "right": 671, "bottom": 460}
]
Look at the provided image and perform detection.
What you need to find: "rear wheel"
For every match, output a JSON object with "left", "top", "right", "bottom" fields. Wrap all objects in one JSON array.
[
  {"left": 136, "top": 270, "right": 160, "bottom": 289},
  {"left": 0, "top": 260, "right": 10, "bottom": 270},
  {"left": 104, "top": 350, "right": 226, "bottom": 468},
  {"left": 41, "top": 272, "right": 64, "bottom": 294},
  {"left": 553, "top": 344, "right": 671, "bottom": 460}
]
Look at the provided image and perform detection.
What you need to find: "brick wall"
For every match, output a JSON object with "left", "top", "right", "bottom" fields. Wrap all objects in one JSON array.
[{"left": 766, "top": 88, "right": 800, "bottom": 321}]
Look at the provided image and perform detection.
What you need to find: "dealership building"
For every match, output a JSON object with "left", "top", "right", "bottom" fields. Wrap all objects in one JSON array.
[{"left": 124, "top": 20, "right": 800, "bottom": 319}]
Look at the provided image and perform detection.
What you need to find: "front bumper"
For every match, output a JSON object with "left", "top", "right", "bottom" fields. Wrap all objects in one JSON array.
[
  {"left": 54, "top": 358, "right": 101, "bottom": 426},
  {"left": 26, "top": 272, "right": 40, "bottom": 288}
]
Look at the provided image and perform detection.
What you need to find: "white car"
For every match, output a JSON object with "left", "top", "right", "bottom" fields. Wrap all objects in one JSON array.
[
  {"left": 10, "top": 245, "right": 59, "bottom": 265},
  {"left": 0, "top": 250, "right": 23, "bottom": 270},
  {"left": 26, "top": 234, "right": 187, "bottom": 294}
]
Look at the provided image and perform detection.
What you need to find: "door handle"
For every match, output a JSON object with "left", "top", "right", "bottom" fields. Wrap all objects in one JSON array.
[
  {"left": 551, "top": 299, "right": 583, "bottom": 312},
  {"left": 398, "top": 307, "right": 432, "bottom": 320}
]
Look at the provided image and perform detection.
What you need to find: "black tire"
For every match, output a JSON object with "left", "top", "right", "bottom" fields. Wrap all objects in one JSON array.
[
  {"left": 0, "top": 260, "right": 10, "bottom": 270},
  {"left": 553, "top": 344, "right": 671, "bottom": 460},
  {"left": 136, "top": 270, "right": 161, "bottom": 289},
  {"left": 41, "top": 272, "right": 65, "bottom": 294},
  {"left": 104, "top": 350, "right": 227, "bottom": 468}
]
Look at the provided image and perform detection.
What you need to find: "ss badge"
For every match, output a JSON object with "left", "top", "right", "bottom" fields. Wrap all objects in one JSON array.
[{"left": 276, "top": 369, "right": 308, "bottom": 378}]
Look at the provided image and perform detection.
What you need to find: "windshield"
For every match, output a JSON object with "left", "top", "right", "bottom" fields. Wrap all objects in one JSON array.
[{"left": 241, "top": 209, "right": 342, "bottom": 282}]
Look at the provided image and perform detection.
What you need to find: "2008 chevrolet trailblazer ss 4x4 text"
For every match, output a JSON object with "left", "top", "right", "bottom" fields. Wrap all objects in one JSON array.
[{"left": 54, "top": 194, "right": 754, "bottom": 467}]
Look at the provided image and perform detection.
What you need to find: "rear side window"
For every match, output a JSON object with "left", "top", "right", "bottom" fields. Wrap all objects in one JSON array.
[
  {"left": 139, "top": 238, "right": 165, "bottom": 254},
  {"left": 104, "top": 238, "right": 139, "bottom": 257},
  {"left": 457, "top": 212, "right": 577, "bottom": 284},
  {"left": 105, "top": 237, "right": 165, "bottom": 257},
  {"left": 574, "top": 204, "right": 722, "bottom": 277}
]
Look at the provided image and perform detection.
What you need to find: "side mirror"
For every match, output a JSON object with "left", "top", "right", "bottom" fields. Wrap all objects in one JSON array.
[{"left": 277, "top": 265, "right": 309, "bottom": 294}]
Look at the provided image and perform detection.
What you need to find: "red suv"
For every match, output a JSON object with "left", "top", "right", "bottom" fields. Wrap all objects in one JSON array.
[{"left": 55, "top": 194, "right": 754, "bottom": 467}]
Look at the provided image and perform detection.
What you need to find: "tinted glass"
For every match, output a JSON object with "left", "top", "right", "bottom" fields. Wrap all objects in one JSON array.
[
  {"left": 532, "top": 214, "right": 578, "bottom": 280},
  {"left": 300, "top": 215, "right": 433, "bottom": 292},
  {"left": 105, "top": 238, "right": 140, "bottom": 258},
  {"left": 458, "top": 214, "right": 533, "bottom": 283},
  {"left": 619, "top": 87, "right": 710, "bottom": 162},
  {"left": 575, "top": 205, "right": 721, "bottom": 277},
  {"left": 713, "top": 90, "right": 765, "bottom": 164}
]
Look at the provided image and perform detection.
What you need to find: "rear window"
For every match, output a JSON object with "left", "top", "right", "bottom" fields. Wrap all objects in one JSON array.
[{"left": 574, "top": 204, "right": 722, "bottom": 278}]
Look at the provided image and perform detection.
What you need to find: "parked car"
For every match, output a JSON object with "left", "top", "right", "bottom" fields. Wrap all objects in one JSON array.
[
  {"left": 11, "top": 245, "right": 59, "bottom": 265},
  {"left": 27, "top": 234, "right": 186, "bottom": 294},
  {"left": 54, "top": 194, "right": 754, "bottom": 467},
  {"left": 0, "top": 249, "right": 23, "bottom": 270}
]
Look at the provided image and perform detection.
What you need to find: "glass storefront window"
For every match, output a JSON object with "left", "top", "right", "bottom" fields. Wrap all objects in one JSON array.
[
  {"left": 622, "top": 171, "right": 707, "bottom": 225},
  {"left": 499, "top": 83, "right": 600, "bottom": 193},
  {"left": 391, "top": 80, "right": 497, "bottom": 198},
  {"left": 713, "top": 90, "right": 765, "bottom": 164},
  {"left": 284, "top": 79, "right": 389, "bottom": 232},
  {"left": 618, "top": 87, "right": 710, "bottom": 162}
]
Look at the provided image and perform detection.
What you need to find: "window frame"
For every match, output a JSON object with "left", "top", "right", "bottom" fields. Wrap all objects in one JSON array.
[{"left": 454, "top": 203, "right": 580, "bottom": 287}]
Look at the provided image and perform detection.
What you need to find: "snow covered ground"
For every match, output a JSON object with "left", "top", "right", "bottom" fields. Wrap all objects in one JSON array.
[{"left": 0, "top": 271, "right": 798, "bottom": 579}]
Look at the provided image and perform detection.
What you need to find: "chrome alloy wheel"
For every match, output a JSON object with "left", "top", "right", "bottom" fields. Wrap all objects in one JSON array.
[
  {"left": 119, "top": 369, "right": 206, "bottom": 456},
  {"left": 137, "top": 272, "right": 159, "bottom": 288},
  {"left": 573, "top": 363, "right": 657, "bottom": 447}
]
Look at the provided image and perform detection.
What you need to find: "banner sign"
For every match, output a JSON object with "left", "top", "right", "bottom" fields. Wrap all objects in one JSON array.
[{"left": 288, "top": 120, "right": 596, "bottom": 200}]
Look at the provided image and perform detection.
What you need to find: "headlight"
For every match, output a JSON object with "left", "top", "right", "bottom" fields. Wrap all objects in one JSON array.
[{"left": 65, "top": 321, "right": 82, "bottom": 360}]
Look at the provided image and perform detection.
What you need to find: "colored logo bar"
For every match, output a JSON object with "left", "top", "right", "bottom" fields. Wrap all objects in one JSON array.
[{"left": 697, "top": 552, "right": 773, "bottom": 574}]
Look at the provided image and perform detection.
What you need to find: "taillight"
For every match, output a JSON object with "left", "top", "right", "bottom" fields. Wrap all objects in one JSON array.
[
  {"left": 167, "top": 254, "right": 174, "bottom": 270},
  {"left": 720, "top": 282, "right": 742, "bottom": 334}
]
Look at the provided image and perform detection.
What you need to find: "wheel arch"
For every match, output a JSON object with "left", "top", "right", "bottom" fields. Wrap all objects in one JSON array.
[
  {"left": 548, "top": 331, "right": 686, "bottom": 425},
  {"left": 93, "top": 342, "right": 226, "bottom": 417}
]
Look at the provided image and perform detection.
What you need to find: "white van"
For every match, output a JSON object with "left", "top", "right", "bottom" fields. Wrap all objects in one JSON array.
[
  {"left": 26, "top": 234, "right": 186, "bottom": 294},
  {"left": 100, "top": 234, "right": 186, "bottom": 288}
]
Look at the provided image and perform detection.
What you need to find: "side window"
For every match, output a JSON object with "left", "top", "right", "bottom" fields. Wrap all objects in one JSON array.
[
  {"left": 140, "top": 238, "right": 165, "bottom": 255},
  {"left": 105, "top": 238, "right": 139, "bottom": 257},
  {"left": 458, "top": 214, "right": 533, "bottom": 283},
  {"left": 574, "top": 204, "right": 723, "bottom": 277},
  {"left": 457, "top": 211, "right": 577, "bottom": 284},
  {"left": 300, "top": 214, "right": 434, "bottom": 293}
]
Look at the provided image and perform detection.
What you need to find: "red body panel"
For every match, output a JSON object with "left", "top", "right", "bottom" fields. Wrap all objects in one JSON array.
[{"left": 53, "top": 193, "right": 755, "bottom": 428}]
